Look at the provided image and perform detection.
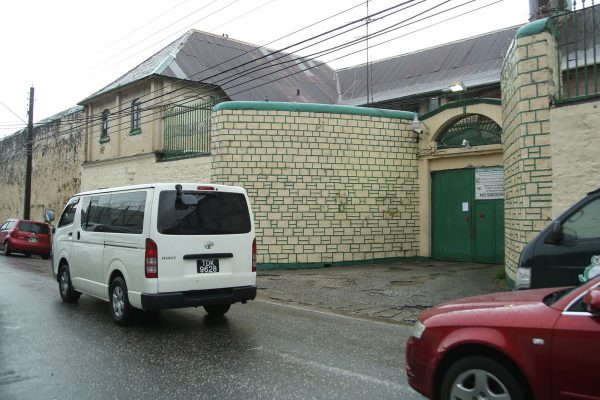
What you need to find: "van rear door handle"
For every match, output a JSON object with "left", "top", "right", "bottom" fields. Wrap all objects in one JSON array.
[
  {"left": 77, "top": 231, "right": 81, "bottom": 240},
  {"left": 68, "top": 232, "right": 72, "bottom": 237}
]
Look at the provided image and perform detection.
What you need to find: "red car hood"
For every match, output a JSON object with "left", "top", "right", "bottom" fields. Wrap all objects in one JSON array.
[{"left": 419, "top": 287, "right": 566, "bottom": 323}]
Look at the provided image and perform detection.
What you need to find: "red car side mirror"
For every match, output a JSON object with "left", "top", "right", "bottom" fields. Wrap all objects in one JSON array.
[{"left": 583, "top": 288, "right": 600, "bottom": 314}]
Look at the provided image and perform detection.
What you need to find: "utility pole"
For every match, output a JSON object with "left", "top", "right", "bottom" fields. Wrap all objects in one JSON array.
[{"left": 23, "top": 86, "right": 34, "bottom": 220}]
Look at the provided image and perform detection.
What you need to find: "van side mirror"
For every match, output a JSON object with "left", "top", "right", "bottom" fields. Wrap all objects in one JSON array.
[
  {"left": 45, "top": 209, "right": 55, "bottom": 223},
  {"left": 544, "top": 221, "right": 563, "bottom": 245},
  {"left": 583, "top": 288, "right": 600, "bottom": 315}
]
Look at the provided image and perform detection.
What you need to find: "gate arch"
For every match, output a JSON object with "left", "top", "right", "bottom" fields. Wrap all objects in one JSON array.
[{"left": 418, "top": 100, "right": 504, "bottom": 261}]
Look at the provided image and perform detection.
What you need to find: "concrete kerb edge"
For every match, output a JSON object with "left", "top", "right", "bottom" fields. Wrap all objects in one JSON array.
[{"left": 257, "top": 256, "right": 430, "bottom": 271}]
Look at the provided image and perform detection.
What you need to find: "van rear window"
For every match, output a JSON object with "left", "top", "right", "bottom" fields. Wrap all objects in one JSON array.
[{"left": 157, "top": 191, "right": 251, "bottom": 235}]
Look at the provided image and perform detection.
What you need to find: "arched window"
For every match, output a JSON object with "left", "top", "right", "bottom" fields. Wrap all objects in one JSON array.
[{"left": 437, "top": 114, "right": 501, "bottom": 149}]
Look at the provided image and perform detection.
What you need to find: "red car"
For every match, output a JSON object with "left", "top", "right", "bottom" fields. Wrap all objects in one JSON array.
[
  {"left": 406, "top": 275, "right": 600, "bottom": 400},
  {"left": 0, "top": 219, "right": 52, "bottom": 259}
]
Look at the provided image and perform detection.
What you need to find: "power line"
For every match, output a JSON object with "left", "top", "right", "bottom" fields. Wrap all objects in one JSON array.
[
  {"left": 84, "top": 0, "right": 467, "bottom": 140},
  {"left": 95, "top": 0, "right": 417, "bottom": 123},
  {"left": 207, "top": 0, "right": 280, "bottom": 32},
  {"left": 15, "top": 0, "right": 378, "bottom": 140},
  {"left": 6, "top": 0, "right": 489, "bottom": 149},
  {"left": 80, "top": 0, "right": 224, "bottom": 81},
  {"left": 0, "top": 99, "right": 27, "bottom": 124},
  {"left": 1, "top": 0, "right": 506, "bottom": 152},
  {"left": 97, "top": 0, "right": 195, "bottom": 55}
]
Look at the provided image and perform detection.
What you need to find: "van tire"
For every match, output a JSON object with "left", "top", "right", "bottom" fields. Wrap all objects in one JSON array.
[
  {"left": 59, "top": 265, "right": 80, "bottom": 303},
  {"left": 110, "top": 277, "right": 132, "bottom": 326},
  {"left": 204, "top": 304, "right": 231, "bottom": 316}
]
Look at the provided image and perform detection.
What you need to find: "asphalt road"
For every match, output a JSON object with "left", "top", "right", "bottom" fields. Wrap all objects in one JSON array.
[{"left": 0, "top": 255, "right": 424, "bottom": 400}]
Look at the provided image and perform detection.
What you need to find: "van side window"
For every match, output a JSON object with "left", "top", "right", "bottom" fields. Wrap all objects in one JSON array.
[
  {"left": 58, "top": 198, "right": 79, "bottom": 228},
  {"left": 103, "top": 191, "right": 146, "bottom": 234},
  {"left": 562, "top": 198, "right": 600, "bottom": 240},
  {"left": 81, "top": 195, "right": 110, "bottom": 232}
]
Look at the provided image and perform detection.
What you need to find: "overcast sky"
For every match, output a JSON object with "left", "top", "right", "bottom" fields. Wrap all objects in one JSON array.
[{"left": 0, "top": 0, "right": 530, "bottom": 138}]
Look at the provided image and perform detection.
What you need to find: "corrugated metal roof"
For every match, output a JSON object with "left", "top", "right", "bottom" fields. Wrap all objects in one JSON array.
[
  {"left": 336, "top": 26, "right": 520, "bottom": 106},
  {"left": 81, "top": 26, "right": 520, "bottom": 107},
  {"left": 82, "top": 30, "right": 338, "bottom": 104}
]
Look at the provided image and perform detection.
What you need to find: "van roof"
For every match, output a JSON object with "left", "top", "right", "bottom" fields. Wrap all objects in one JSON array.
[{"left": 74, "top": 183, "right": 247, "bottom": 197}]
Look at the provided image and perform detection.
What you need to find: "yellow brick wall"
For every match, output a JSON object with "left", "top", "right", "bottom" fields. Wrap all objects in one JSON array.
[
  {"left": 211, "top": 105, "right": 419, "bottom": 266},
  {"left": 501, "top": 30, "right": 557, "bottom": 284}
]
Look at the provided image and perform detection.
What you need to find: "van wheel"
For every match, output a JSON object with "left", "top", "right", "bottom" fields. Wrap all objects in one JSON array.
[
  {"left": 3, "top": 241, "right": 11, "bottom": 256},
  {"left": 110, "top": 277, "right": 132, "bottom": 326},
  {"left": 440, "top": 356, "right": 526, "bottom": 400},
  {"left": 59, "top": 264, "right": 81, "bottom": 303},
  {"left": 204, "top": 304, "right": 231, "bottom": 316}
]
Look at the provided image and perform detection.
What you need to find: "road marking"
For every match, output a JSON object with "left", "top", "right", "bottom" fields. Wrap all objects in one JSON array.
[
  {"left": 255, "top": 298, "right": 407, "bottom": 328},
  {"left": 273, "top": 350, "right": 405, "bottom": 390}
]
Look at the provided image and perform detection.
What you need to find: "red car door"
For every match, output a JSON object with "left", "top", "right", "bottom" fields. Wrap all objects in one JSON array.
[{"left": 552, "top": 293, "right": 600, "bottom": 399}]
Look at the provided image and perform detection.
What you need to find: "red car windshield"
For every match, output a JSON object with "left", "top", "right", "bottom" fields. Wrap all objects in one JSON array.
[{"left": 18, "top": 221, "right": 49, "bottom": 235}]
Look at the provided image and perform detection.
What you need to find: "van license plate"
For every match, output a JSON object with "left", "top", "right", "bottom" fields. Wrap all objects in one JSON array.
[{"left": 197, "top": 259, "right": 219, "bottom": 273}]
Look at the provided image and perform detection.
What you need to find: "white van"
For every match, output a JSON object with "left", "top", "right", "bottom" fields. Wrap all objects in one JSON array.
[{"left": 50, "top": 183, "right": 256, "bottom": 325}]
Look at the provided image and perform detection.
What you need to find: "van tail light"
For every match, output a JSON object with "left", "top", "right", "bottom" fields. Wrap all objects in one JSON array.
[
  {"left": 145, "top": 238, "right": 158, "bottom": 278},
  {"left": 252, "top": 238, "right": 257, "bottom": 272}
]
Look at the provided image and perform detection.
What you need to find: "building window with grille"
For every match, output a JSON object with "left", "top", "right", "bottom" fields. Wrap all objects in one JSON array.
[
  {"left": 130, "top": 98, "right": 141, "bottom": 135},
  {"left": 100, "top": 109, "right": 110, "bottom": 143}
]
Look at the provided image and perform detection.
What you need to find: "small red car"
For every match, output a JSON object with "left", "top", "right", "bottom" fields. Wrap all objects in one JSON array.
[
  {"left": 406, "top": 275, "right": 600, "bottom": 400},
  {"left": 0, "top": 219, "right": 51, "bottom": 259}
]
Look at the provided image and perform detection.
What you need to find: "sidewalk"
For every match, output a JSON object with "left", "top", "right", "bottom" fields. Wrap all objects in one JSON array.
[{"left": 256, "top": 260, "right": 505, "bottom": 325}]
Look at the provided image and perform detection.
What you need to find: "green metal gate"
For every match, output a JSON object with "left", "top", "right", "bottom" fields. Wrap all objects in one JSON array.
[
  {"left": 162, "top": 98, "right": 214, "bottom": 160},
  {"left": 431, "top": 168, "right": 504, "bottom": 264}
]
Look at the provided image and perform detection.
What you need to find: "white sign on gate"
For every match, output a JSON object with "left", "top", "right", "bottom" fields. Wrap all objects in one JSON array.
[{"left": 475, "top": 167, "right": 504, "bottom": 200}]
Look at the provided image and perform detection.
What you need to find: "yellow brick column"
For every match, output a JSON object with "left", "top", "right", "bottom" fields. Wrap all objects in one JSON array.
[{"left": 501, "top": 19, "right": 559, "bottom": 286}]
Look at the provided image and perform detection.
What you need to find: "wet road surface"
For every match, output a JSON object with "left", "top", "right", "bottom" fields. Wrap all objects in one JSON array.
[{"left": 0, "top": 255, "right": 424, "bottom": 400}]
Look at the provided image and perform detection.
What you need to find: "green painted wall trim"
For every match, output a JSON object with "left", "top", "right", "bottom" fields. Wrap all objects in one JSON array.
[
  {"left": 515, "top": 18, "right": 553, "bottom": 39},
  {"left": 257, "top": 256, "right": 427, "bottom": 271},
  {"left": 213, "top": 101, "right": 416, "bottom": 121},
  {"left": 419, "top": 98, "right": 501, "bottom": 120}
]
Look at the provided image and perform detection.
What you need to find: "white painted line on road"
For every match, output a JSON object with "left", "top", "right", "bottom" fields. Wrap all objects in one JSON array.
[
  {"left": 255, "top": 298, "right": 407, "bottom": 329},
  {"left": 274, "top": 350, "right": 406, "bottom": 390}
]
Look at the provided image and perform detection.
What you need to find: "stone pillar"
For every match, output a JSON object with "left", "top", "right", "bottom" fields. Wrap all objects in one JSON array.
[{"left": 501, "top": 19, "right": 559, "bottom": 286}]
